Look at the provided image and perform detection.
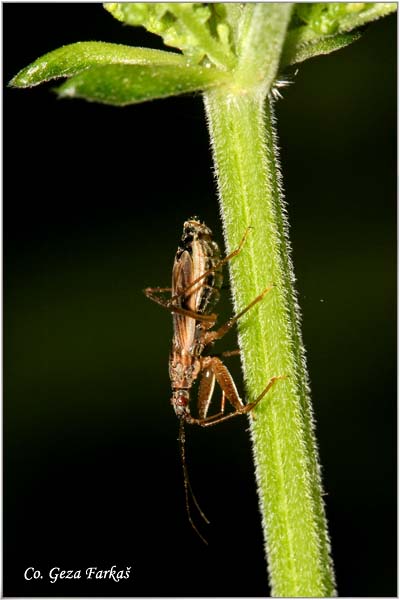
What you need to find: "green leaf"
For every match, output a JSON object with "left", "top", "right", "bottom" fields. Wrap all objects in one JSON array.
[
  {"left": 282, "top": 2, "right": 396, "bottom": 67},
  {"left": 56, "top": 63, "right": 228, "bottom": 106},
  {"left": 281, "top": 30, "right": 362, "bottom": 67},
  {"left": 104, "top": 3, "right": 236, "bottom": 70},
  {"left": 292, "top": 2, "right": 397, "bottom": 36},
  {"left": 10, "top": 41, "right": 187, "bottom": 88}
]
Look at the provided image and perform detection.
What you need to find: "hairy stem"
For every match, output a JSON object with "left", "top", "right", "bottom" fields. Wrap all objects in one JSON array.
[{"left": 203, "top": 87, "right": 336, "bottom": 597}]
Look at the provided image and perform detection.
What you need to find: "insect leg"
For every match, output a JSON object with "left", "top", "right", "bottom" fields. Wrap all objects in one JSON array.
[
  {"left": 203, "top": 285, "right": 273, "bottom": 345},
  {"left": 187, "top": 356, "right": 285, "bottom": 427},
  {"left": 187, "top": 356, "right": 243, "bottom": 426},
  {"left": 143, "top": 286, "right": 172, "bottom": 308},
  {"left": 197, "top": 361, "right": 230, "bottom": 420},
  {"left": 199, "top": 374, "right": 285, "bottom": 428},
  {"left": 144, "top": 287, "right": 217, "bottom": 323},
  {"left": 220, "top": 390, "right": 226, "bottom": 414},
  {"left": 221, "top": 349, "right": 241, "bottom": 358},
  {"left": 208, "top": 356, "right": 245, "bottom": 412},
  {"left": 197, "top": 364, "right": 216, "bottom": 419}
]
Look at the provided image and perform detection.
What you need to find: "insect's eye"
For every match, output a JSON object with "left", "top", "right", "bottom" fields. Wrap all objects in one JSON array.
[{"left": 176, "top": 395, "right": 188, "bottom": 407}]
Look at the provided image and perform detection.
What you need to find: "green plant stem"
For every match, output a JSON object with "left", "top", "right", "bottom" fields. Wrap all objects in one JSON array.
[{"left": 203, "top": 87, "right": 336, "bottom": 597}]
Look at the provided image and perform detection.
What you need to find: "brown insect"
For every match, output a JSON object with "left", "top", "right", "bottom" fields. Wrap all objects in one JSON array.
[{"left": 144, "top": 217, "right": 282, "bottom": 543}]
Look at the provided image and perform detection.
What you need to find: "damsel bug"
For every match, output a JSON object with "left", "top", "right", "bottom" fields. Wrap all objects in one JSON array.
[{"left": 144, "top": 218, "right": 282, "bottom": 543}]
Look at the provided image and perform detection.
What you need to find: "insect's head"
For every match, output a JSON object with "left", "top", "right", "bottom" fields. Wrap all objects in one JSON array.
[{"left": 172, "top": 390, "right": 190, "bottom": 418}]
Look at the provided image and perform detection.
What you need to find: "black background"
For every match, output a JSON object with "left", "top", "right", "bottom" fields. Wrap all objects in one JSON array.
[{"left": 4, "top": 4, "right": 396, "bottom": 597}]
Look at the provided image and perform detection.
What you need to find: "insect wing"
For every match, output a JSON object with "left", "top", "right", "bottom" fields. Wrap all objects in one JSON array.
[{"left": 172, "top": 249, "right": 196, "bottom": 351}]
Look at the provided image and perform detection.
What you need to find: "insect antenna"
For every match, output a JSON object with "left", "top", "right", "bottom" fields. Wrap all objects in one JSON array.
[{"left": 179, "top": 418, "right": 209, "bottom": 545}]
